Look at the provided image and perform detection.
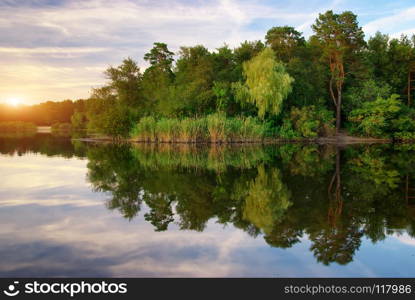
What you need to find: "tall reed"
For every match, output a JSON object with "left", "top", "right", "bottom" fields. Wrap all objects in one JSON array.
[
  {"left": 131, "top": 114, "right": 266, "bottom": 143},
  {"left": 131, "top": 116, "right": 157, "bottom": 141},
  {"left": 206, "top": 112, "right": 226, "bottom": 143}
]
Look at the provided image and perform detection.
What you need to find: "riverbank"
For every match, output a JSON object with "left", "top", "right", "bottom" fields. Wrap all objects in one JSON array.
[{"left": 74, "top": 134, "right": 394, "bottom": 145}]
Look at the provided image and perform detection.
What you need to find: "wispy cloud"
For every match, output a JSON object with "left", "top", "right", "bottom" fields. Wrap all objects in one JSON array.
[{"left": 363, "top": 6, "right": 415, "bottom": 37}]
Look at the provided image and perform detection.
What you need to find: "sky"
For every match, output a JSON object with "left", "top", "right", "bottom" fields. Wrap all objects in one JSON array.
[{"left": 1, "top": 0, "right": 415, "bottom": 105}]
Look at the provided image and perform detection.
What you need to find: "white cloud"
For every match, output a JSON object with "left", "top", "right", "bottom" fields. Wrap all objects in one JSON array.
[
  {"left": 363, "top": 6, "right": 415, "bottom": 37},
  {"left": 0, "top": 47, "right": 108, "bottom": 54}
]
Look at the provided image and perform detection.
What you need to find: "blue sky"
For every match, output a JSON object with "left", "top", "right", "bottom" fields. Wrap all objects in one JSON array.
[{"left": 1, "top": 0, "right": 415, "bottom": 104}]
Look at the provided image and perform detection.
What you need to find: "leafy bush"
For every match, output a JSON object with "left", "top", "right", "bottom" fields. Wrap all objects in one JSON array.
[
  {"left": 278, "top": 105, "right": 334, "bottom": 138},
  {"left": 344, "top": 79, "right": 392, "bottom": 114},
  {"left": 276, "top": 119, "right": 300, "bottom": 139},
  {"left": 51, "top": 123, "right": 72, "bottom": 132},
  {"left": 242, "top": 116, "right": 266, "bottom": 141},
  {"left": 348, "top": 94, "right": 415, "bottom": 138},
  {"left": 86, "top": 89, "right": 135, "bottom": 139},
  {"left": 71, "top": 111, "right": 87, "bottom": 131}
]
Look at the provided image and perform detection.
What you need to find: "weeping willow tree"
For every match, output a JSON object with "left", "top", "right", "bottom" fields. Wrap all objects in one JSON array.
[
  {"left": 234, "top": 47, "right": 294, "bottom": 119},
  {"left": 242, "top": 165, "right": 292, "bottom": 235}
]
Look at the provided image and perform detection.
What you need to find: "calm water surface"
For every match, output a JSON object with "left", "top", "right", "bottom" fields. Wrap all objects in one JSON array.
[{"left": 1, "top": 133, "right": 415, "bottom": 277}]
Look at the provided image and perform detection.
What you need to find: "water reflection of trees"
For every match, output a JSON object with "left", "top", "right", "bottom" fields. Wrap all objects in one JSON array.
[
  {"left": 0, "top": 134, "right": 87, "bottom": 158},
  {"left": 84, "top": 142, "right": 415, "bottom": 266}
]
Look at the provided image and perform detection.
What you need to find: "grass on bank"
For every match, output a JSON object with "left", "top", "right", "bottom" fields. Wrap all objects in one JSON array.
[{"left": 131, "top": 113, "right": 269, "bottom": 143}]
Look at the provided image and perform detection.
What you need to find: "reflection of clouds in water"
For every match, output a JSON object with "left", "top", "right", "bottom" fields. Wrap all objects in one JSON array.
[
  {"left": 393, "top": 233, "right": 415, "bottom": 247},
  {"left": 0, "top": 202, "right": 397, "bottom": 277},
  {"left": 1, "top": 152, "right": 415, "bottom": 277},
  {"left": 0, "top": 154, "right": 101, "bottom": 207}
]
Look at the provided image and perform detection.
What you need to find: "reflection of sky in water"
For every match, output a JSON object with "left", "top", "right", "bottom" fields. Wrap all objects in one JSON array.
[{"left": 1, "top": 153, "right": 415, "bottom": 277}]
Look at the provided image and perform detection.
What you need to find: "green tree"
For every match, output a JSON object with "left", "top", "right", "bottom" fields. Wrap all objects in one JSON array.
[
  {"left": 86, "top": 87, "right": 134, "bottom": 138},
  {"left": 234, "top": 47, "right": 294, "bottom": 119},
  {"left": 70, "top": 111, "right": 86, "bottom": 130},
  {"left": 344, "top": 79, "right": 392, "bottom": 114},
  {"left": 367, "top": 32, "right": 415, "bottom": 99},
  {"left": 312, "top": 10, "right": 365, "bottom": 133},
  {"left": 142, "top": 43, "right": 175, "bottom": 114},
  {"left": 172, "top": 45, "right": 215, "bottom": 116},
  {"left": 265, "top": 26, "right": 305, "bottom": 62},
  {"left": 144, "top": 42, "right": 175, "bottom": 71},
  {"left": 104, "top": 57, "right": 143, "bottom": 110}
]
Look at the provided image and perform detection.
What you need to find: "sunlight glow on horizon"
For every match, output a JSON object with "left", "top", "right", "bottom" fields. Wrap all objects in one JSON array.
[{"left": 4, "top": 98, "right": 23, "bottom": 107}]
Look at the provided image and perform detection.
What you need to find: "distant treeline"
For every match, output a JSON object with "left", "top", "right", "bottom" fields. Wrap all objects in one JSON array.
[
  {"left": 0, "top": 100, "right": 86, "bottom": 126},
  {"left": 0, "top": 121, "right": 36, "bottom": 133}
]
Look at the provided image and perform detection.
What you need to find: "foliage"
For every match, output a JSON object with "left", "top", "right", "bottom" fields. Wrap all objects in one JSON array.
[
  {"left": 234, "top": 47, "right": 294, "bottom": 119},
  {"left": 51, "top": 122, "right": 72, "bottom": 132},
  {"left": 367, "top": 32, "right": 415, "bottom": 96},
  {"left": 243, "top": 165, "right": 292, "bottom": 235},
  {"left": 290, "top": 106, "right": 335, "bottom": 137},
  {"left": 0, "top": 100, "right": 86, "bottom": 126},
  {"left": 265, "top": 26, "right": 305, "bottom": 62},
  {"left": 344, "top": 79, "right": 392, "bottom": 114},
  {"left": 85, "top": 58, "right": 143, "bottom": 138},
  {"left": 86, "top": 87, "right": 134, "bottom": 138},
  {"left": 142, "top": 43, "right": 175, "bottom": 114},
  {"left": 104, "top": 57, "right": 143, "bottom": 110},
  {"left": 172, "top": 45, "right": 216, "bottom": 116},
  {"left": 311, "top": 10, "right": 366, "bottom": 132},
  {"left": 70, "top": 111, "right": 87, "bottom": 130},
  {"left": 0, "top": 121, "right": 36, "bottom": 132},
  {"left": 348, "top": 94, "right": 415, "bottom": 138},
  {"left": 277, "top": 118, "right": 300, "bottom": 139},
  {"left": 278, "top": 106, "right": 335, "bottom": 138}
]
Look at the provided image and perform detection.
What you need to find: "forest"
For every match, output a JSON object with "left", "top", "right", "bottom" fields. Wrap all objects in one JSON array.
[{"left": 3, "top": 10, "right": 415, "bottom": 141}]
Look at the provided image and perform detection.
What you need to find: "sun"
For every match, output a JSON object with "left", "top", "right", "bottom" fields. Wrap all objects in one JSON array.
[{"left": 5, "top": 98, "right": 22, "bottom": 107}]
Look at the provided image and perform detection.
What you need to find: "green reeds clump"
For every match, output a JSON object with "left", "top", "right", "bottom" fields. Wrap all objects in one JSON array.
[
  {"left": 207, "top": 112, "right": 227, "bottom": 143},
  {"left": 131, "top": 116, "right": 157, "bottom": 142},
  {"left": 156, "top": 118, "right": 181, "bottom": 142},
  {"left": 224, "top": 116, "right": 265, "bottom": 142},
  {"left": 179, "top": 118, "right": 207, "bottom": 142},
  {"left": 131, "top": 114, "right": 266, "bottom": 143}
]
